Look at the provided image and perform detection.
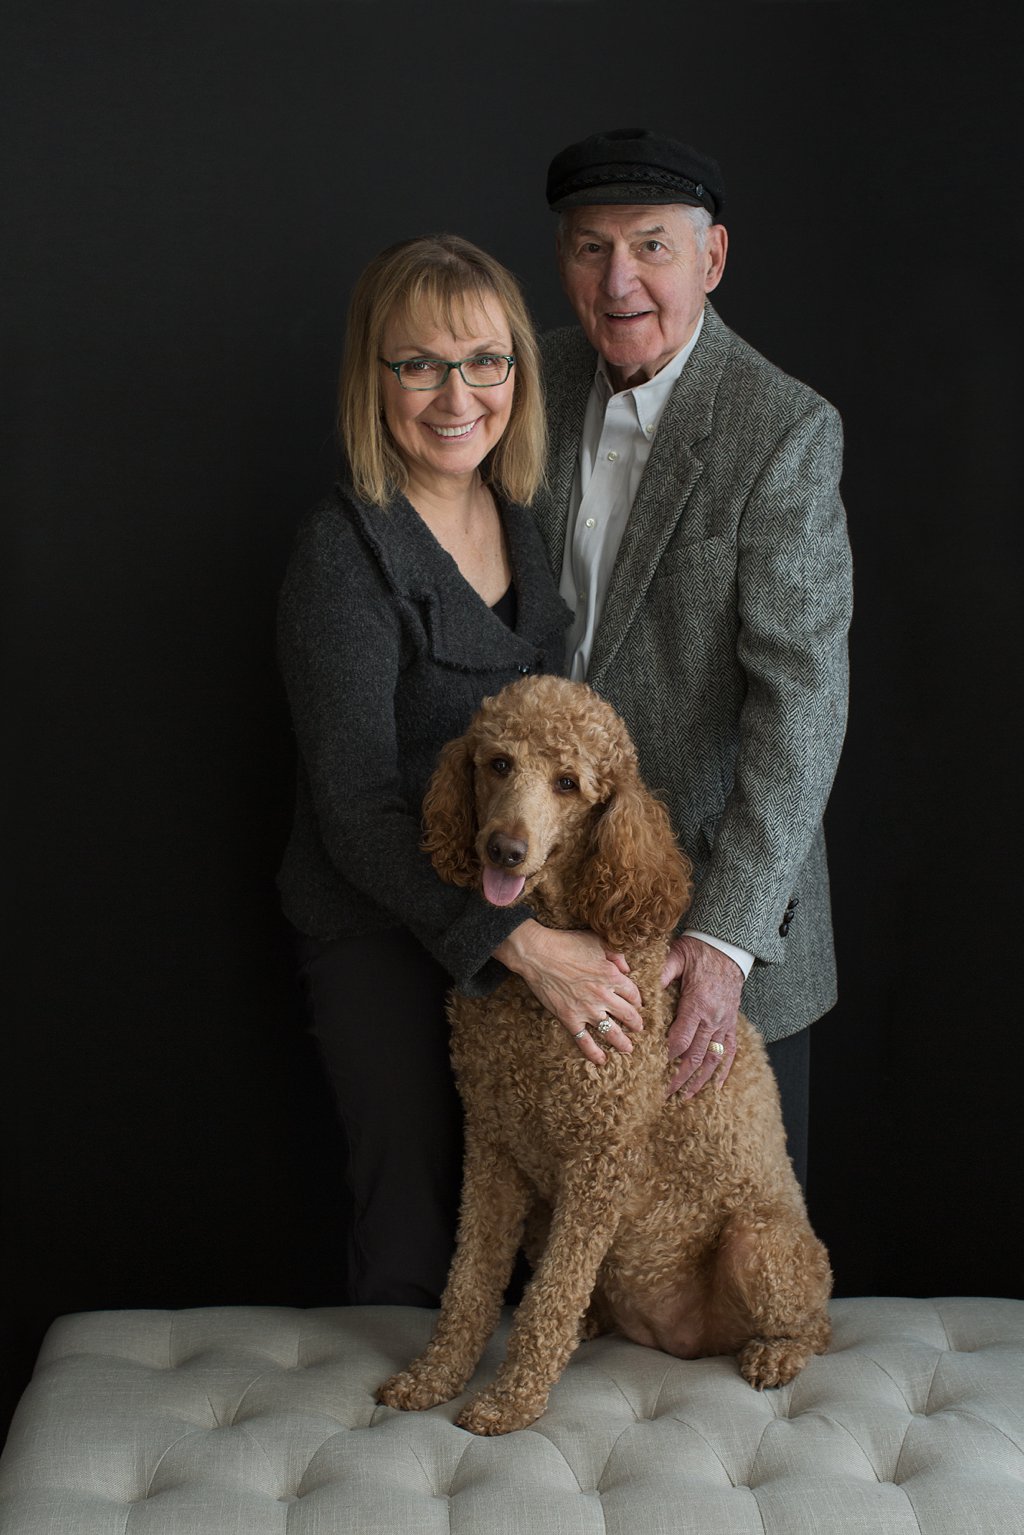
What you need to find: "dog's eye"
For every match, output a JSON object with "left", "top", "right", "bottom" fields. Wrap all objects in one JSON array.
[
  {"left": 555, "top": 776, "right": 579, "bottom": 793},
  {"left": 490, "top": 757, "right": 512, "bottom": 775}
]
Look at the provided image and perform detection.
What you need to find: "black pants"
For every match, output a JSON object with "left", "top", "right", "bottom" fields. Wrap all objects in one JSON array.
[
  {"left": 295, "top": 926, "right": 462, "bottom": 1307},
  {"left": 765, "top": 1028, "right": 810, "bottom": 1196},
  {"left": 295, "top": 926, "right": 812, "bottom": 1307}
]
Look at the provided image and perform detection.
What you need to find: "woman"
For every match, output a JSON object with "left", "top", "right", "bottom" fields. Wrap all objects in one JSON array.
[{"left": 278, "top": 235, "right": 642, "bottom": 1306}]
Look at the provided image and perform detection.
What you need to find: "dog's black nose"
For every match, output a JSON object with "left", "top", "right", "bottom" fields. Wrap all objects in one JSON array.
[{"left": 486, "top": 833, "right": 527, "bottom": 868}]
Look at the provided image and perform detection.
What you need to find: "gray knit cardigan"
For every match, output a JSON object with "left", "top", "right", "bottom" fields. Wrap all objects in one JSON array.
[{"left": 276, "top": 479, "right": 571, "bottom": 993}]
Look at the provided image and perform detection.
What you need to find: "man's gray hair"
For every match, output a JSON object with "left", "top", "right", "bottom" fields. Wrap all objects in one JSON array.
[
  {"left": 685, "top": 206, "right": 713, "bottom": 249},
  {"left": 556, "top": 204, "right": 713, "bottom": 250}
]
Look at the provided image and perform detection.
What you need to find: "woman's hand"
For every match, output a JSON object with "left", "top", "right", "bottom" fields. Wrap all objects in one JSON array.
[{"left": 494, "top": 919, "right": 643, "bottom": 1064}]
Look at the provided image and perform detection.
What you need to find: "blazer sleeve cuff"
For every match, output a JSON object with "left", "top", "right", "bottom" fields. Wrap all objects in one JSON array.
[{"left": 682, "top": 930, "right": 755, "bottom": 979}]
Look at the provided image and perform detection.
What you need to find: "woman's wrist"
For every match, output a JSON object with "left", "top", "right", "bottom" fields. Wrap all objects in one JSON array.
[{"left": 493, "top": 917, "right": 542, "bottom": 975}]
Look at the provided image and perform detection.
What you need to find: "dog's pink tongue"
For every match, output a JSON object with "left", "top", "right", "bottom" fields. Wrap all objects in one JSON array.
[{"left": 482, "top": 866, "right": 527, "bottom": 907}]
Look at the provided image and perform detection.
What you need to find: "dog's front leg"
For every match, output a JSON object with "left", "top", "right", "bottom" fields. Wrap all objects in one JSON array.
[
  {"left": 377, "top": 1131, "right": 532, "bottom": 1412},
  {"left": 457, "top": 1160, "right": 625, "bottom": 1435}
]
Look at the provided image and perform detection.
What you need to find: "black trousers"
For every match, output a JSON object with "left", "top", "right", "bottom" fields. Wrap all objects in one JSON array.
[
  {"left": 294, "top": 926, "right": 462, "bottom": 1307},
  {"left": 294, "top": 926, "right": 812, "bottom": 1307},
  {"left": 764, "top": 1027, "right": 810, "bottom": 1196}
]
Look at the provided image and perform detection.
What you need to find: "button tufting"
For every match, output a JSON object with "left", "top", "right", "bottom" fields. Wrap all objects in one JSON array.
[{"left": 9, "top": 1299, "right": 1024, "bottom": 1535}]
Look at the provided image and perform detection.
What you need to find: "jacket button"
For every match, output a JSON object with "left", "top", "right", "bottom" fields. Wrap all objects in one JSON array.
[{"left": 779, "top": 920, "right": 790, "bottom": 937}]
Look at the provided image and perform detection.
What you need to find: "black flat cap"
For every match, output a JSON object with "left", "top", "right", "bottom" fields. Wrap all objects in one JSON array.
[{"left": 547, "top": 128, "right": 724, "bottom": 220}]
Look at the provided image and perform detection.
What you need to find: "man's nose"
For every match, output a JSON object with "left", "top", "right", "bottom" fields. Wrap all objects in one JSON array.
[{"left": 601, "top": 248, "right": 639, "bottom": 298}]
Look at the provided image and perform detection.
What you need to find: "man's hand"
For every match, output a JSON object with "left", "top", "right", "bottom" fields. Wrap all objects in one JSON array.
[{"left": 662, "top": 935, "right": 743, "bottom": 1098}]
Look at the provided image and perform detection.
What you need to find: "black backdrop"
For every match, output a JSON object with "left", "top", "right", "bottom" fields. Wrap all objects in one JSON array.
[{"left": 4, "top": 1, "right": 1022, "bottom": 1440}]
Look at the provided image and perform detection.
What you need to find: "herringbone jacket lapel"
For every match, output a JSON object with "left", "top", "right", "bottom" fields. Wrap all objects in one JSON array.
[{"left": 537, "top": 305, "right": 732, "bottom": 688}]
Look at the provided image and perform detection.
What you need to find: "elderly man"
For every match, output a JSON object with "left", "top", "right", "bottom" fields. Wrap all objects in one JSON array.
[{"left": 533, "top": 129, "right": 853, "bottom": 1183}]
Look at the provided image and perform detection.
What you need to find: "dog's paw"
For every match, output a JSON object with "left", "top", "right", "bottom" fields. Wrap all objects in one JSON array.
[
  {"left": 580, "top": 1295, "right": 614, "bottom": 1344},
  {"left": 737, "top": 1337, "right": 809, "bottom": 1391},
  {"left": 376, "top": 1366, "right": 461, "bottom": 1412},
  {"left": 456, "top": 1386, "right": 547, "bottom": 1436}
]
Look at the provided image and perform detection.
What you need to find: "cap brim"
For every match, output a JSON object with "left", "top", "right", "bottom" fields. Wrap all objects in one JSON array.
[{"left": 549, "top": 183, "right": 707, "bottom": 212}]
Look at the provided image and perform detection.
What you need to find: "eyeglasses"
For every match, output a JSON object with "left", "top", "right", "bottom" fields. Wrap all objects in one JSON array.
[{"left": 378, "top": 353, "right": 515, "bottom": 391}]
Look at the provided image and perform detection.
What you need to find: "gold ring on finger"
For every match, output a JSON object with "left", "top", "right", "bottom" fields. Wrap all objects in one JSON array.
[{"left": 708, "top": 1041, "right": 726, "bottom": 1056}]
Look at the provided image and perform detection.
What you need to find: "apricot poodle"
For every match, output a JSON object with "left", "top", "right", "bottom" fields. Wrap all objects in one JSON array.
[{"left": 377, "top": 674, "right": 832, "bottom": 1436}]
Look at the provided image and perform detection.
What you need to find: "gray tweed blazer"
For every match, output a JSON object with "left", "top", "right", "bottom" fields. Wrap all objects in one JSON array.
[{"left": 536, "top": 303, "right": 853, "bottom": 1041}]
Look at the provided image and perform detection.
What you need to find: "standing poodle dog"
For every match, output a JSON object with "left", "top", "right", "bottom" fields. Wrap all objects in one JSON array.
[{"left": 378, "top": 675, "right": 831, "bottom": 1435}]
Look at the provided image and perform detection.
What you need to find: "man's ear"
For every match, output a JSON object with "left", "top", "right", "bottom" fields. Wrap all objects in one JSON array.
[{"left": 705, "top": 223, "right": 728, "bottom": 293}]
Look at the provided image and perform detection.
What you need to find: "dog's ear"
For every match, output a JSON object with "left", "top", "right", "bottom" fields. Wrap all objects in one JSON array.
[
  {"left": 421, "top": 733, "right": 480, "bottom": 887},
  {"left": 576, "top": 773, "right": 693, "bottom": 949}
]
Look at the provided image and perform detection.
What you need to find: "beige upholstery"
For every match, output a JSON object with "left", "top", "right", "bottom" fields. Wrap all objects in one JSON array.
[{"left": 1, "top": 1298, "right": 1022, "bottom": 1533}]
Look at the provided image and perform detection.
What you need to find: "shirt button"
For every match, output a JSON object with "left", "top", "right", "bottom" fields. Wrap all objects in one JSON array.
[
  {"left": 606, "top": 450, "right": 618, "bottom": 462},
  {"left": 585, "top": 517, "right": 596, "bottom": 529},
  {"left": 644, "top": 423, "right": 654, "bottom": 436},
  {"left": 577, "top": 591, "right": 586, "bottom": 603}
]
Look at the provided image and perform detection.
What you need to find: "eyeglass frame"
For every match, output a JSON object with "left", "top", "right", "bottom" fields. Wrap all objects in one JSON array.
[{"left": 378, "top": 353, "right": 516, "bottom": 391}]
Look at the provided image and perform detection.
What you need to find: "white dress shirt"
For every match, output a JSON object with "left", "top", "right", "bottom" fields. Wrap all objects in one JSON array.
[{"left": 558, "top": 313, "right": 753, "bottom": 981}]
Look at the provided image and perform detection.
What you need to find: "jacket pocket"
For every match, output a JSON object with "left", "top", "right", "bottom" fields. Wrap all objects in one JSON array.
[{"left": 650, "top": 534, "right": 735, "bottom": 583}]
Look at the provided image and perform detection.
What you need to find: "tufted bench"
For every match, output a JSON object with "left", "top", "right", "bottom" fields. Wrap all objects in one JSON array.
[{"left": 0, "top": 1298, "right": 1022, "bottom": 1534}]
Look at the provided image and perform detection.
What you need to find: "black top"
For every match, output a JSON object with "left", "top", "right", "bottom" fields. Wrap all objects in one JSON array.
[
  {"left": 490, "top": 582, "right": 517, "bottom": 629},
  {"left": 277, "top": 478, "right": 571, "bottom": 994}
]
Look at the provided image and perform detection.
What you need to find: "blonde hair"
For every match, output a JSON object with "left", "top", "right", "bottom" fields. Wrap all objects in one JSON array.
[{"left": 338, "top": 234, "right": 546, "bottom": 509}]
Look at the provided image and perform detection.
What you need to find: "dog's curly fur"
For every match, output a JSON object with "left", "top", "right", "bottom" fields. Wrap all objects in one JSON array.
[{"left": 377, "top": 675, "right": 832, "bottom": 1436}]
